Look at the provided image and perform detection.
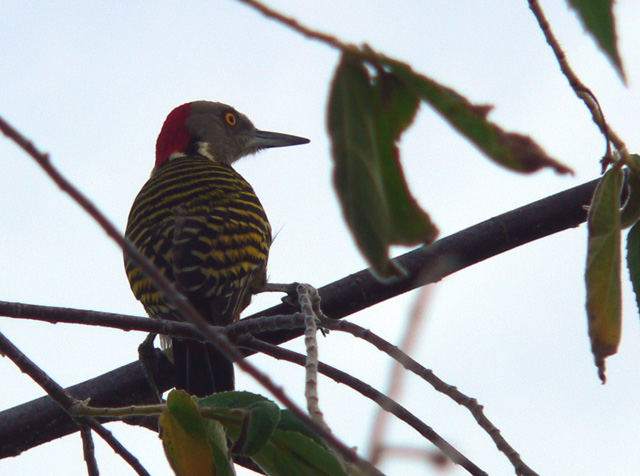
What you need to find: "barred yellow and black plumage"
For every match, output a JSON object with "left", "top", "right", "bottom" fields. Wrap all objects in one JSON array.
[
  {"left": 124, "top": 101, "right": 308, "bottom": 396},
  {"left": 125, "top": 157, "right": 271, "bottom": 394}
]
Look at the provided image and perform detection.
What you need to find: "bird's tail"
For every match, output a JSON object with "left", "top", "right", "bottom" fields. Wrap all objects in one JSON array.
[{"left": 171, "top": 338, "right": 235, "bottom": 397}]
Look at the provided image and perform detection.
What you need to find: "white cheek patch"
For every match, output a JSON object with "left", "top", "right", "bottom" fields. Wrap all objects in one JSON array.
[{"left": 196, "top": 142, "right": 218, "bottom": 161}]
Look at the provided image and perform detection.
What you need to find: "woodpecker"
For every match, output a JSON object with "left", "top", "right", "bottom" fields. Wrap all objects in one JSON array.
[{"left": 124, "top": 101, "right": 309, "bottom": 396}]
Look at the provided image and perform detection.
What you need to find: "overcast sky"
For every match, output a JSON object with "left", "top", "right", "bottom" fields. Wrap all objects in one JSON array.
[{"left": 2, "top": 1, "right": 640, "bottom": 475}]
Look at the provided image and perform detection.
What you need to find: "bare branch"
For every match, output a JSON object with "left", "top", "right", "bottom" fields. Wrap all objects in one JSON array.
[
  {"left": 369, "top": 286, "right": 432, "bottom": 466},
  {"left": 0, "top": 344, "right": 172, "bottom": 459},
  {"left": 297, "top": 284, "right": 327, "bottom": 428},
  {"left": 251, "top": 177, "right": 599, "bottom": 338},
  {"left": 83, "top": 419, "right": 151, "bottom": 476},
  {"left": 237, "top": 0, "right": 348, "bottom": 50},
  {"left": 0, "top": 300, "right": 311, "bottom": 343},
  {"left": 80, "top": 425, "right": 99, "bottom": 476},
  {"left": 0, "top": 301, "right": 194, "bottom": 336}
]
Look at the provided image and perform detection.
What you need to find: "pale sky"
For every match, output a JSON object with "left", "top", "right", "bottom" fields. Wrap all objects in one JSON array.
[{"left": 2, "top": 1, "right": 640, "bottom": 475}]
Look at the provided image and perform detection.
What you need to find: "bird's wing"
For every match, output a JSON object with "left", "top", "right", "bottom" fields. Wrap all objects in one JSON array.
[{"left": 124, "top": 212, "right": 177, "bottom": 319}]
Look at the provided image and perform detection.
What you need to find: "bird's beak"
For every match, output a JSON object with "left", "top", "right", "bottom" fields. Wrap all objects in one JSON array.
[{"left": 247, "top": 129, "right": 310, "bottom": 150}]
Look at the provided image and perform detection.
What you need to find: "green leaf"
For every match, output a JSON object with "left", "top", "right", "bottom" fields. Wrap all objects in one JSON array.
[
  {"left": 625, "top": 157, "right": 640, "bottom": 318},
  {"left": 327, "top": 53, "right": 438, "bottom": 279},
  {"left": 585, "top": 165, "right": 623, "bottom": 383},
  {"left": 326, "top": 47, "right": 572, "bottom": 278},
  {"left": 384, "top": 56, "right": 573, "bottom": 175},
  {"left": 204, "top": 419, "right": 237, "bottom": 476},
  {"left": 567, "top": 0, "right": 625, "bottom": 82},
  {"left": 251, "top": 430, "right": 349, "bottom": 476},
  {"left": 199, "top": 390, "right": 267, "bottom": 409},
  {"left": 160, "top": 390, "right": 233, "bottom": 476},
  {"left": 237, "top": 401, "right": 281, "bottom": 456},
  {"left": 626, "top": 221, "right": 640, "bottom": 324},
  {"left": 198, "top": 392, "right": 348, "bottom": 476},
  {"left": 199, "top": 393, "right": 317, "bottom": 455},
  {"left": 373, "top": 69, "right": 438, "bottom": 245},
  {"left": 277, "top": 410, "right": 326, "bottom": 447}
]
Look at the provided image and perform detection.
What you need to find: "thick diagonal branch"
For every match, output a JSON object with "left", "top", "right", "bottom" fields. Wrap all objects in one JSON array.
[{"left": 0, "top": 177, "right": 598, "bottom": 458}]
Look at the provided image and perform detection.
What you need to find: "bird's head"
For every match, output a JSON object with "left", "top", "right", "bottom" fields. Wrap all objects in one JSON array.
[{"left": 154, "top": 101, "right": 309, "bottom": 168}]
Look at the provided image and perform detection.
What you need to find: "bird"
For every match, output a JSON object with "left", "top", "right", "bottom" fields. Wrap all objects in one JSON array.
[{"left": 124, "top": 100, "right": 309, "bottom": 397}]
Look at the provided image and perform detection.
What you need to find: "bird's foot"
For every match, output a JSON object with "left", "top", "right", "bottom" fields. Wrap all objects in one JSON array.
[
  {"left": 137, "top": 333, "right": 164, "bottom": 403},
  {"left": 259, "top": 282, "right": 300, "bottom": 306}
]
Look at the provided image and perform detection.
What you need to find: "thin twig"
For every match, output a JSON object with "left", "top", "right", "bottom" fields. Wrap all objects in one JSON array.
[
  {"left": 83, "top": 419, "right": 151, "bottom": 476},
  {"left": 0, "top": 301, "right": 196, "bottom": 336},
  {"left": 243, "top": 337, "right": 487, "bottom": 476},
  {"left": 368, "top": 286, "right": 432, "bottom": 465},
  {"left": 323, "top": 319, "right": 540, "bottom": 476},
  {"left": 527, "top": 0, "right": 627, "bottom": 161},
  {"left": 0, "top": 331, "right": 79, "bottom": 410},
  {"left": 80, "top": 425, "right": 99, "bottom": 476},
  {"left": 236, "top": 0, "right": 388, "bottom": 66},
  {"left": 298, "top": 284, "right": 327, "bottom": 428},
  {"left": 237, "top": 0, "right": 347, "bottom": 50},
  {"left": 74, "top": 403, "right": 165, "bottom": 419},
  {"left": 0, "top": 299, "right": 308, "bottom": 342}
]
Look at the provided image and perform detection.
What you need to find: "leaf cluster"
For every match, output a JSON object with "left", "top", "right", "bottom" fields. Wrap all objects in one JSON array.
[{"left": 161, "top": 390, "right": 349, "bottom": 476}]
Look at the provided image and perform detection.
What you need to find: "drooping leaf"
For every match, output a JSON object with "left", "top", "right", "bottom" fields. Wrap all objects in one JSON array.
[
  {"left": 385, "top": 56, "right": 573, "bottom": 175},
  {"left": 160, "top": 390, "right": 233, "bottom": 476},
  {"left": 567, "top": 0, "right": 625, "bottom": 82},
  {"left": 326, "top": 47, "right": 572, "bottom": 278},
  {"left": 373, "top": 67, "right": 420, "bottom": 141},
  {"left": 328, "top": 53, "right": 395, "bottom": 277},
  {"left": 373, "top": 69, "right": 439, "bottom": 246},
  {"left": 585, "top": 165, "right": 623, "bottom": 383},
  {"left": 327, "top": 53, "right": 437, "bottom": 279}
]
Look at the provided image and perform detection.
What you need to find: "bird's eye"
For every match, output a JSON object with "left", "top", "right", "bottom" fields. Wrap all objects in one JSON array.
[{"left": 225, "top": 112, "right": 237, "bottom": 126}]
